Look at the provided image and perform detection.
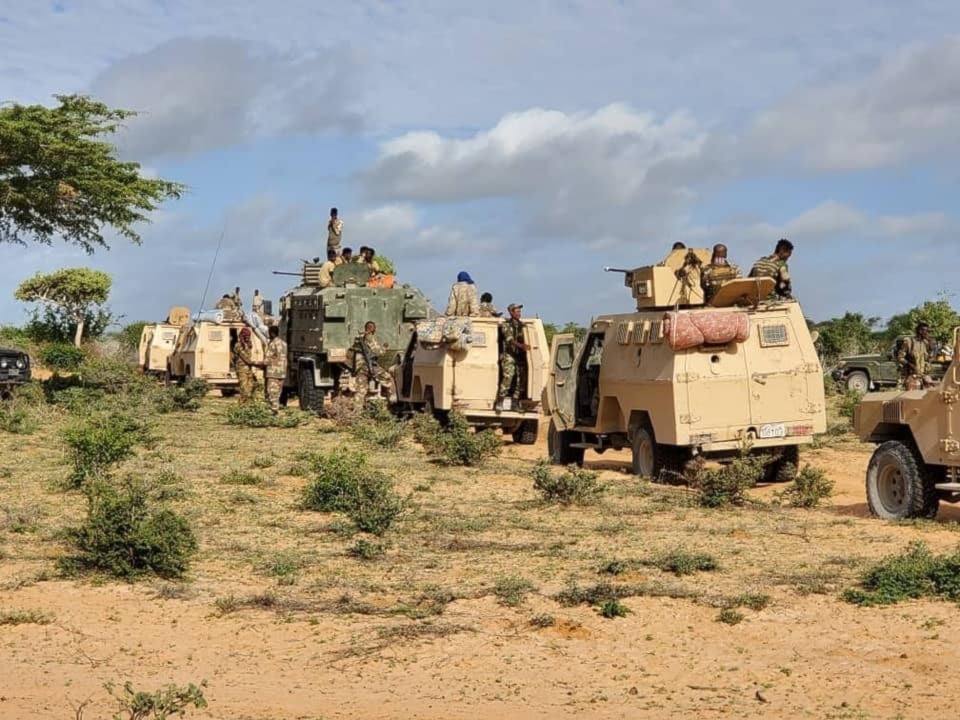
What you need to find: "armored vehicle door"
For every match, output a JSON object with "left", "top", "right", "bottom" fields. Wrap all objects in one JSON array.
[{"left": 545, "top": 334, "right": 578, "bottom": 430}]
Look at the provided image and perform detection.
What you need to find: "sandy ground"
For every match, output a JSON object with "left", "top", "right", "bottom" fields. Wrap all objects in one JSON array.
[{"left": 2, "top": 404, "right": 960, "bottom": 720}]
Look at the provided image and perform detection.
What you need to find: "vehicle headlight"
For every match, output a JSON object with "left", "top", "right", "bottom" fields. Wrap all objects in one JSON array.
[
  {"left": 0, "top": 360, "right": 7, "bottom": 369},
  {"left": 15, "top": 359, "right": 25, "bottom": 369}
]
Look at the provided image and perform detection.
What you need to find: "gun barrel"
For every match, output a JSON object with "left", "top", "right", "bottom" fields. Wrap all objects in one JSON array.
[
  {"left": 604, "top": 267, "right": 632, "bottom": 273},
  {"left": 271, "top": 271, "right": 302, "bottom": 276}
]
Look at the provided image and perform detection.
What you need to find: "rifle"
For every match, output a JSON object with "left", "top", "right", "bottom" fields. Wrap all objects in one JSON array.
[
  {"left": 272, "top": 271, "right": 301, "bottom": 277},
  {"left": 357, "top": 334, "right": 376, "bottom": 376}
]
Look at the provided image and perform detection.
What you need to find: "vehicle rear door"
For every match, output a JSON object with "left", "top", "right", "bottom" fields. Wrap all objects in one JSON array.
[{"left": 544, "top": 334, "right": 578, "bottom": 430}]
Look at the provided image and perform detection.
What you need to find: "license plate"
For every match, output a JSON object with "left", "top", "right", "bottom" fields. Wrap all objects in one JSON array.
[
  {"left": 7, "top": 370, "right": 19, "bottom": 376},
  {"left": 759, "top": 423, "right": 785, "bottom": 439}
]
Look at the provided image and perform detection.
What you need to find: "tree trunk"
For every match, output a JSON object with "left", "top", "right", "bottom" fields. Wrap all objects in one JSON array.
[{"left": 73, "top": 317, "right": 85, "bottom": 347}]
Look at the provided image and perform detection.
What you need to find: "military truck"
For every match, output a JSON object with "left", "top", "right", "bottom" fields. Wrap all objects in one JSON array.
[
  {"left": 166, "top": 310, "right": 265, "bottom": 393},
  {"left": 391, "top": 315, "right": 549, "bottom": 443},
  {"left": 543, "top": 247, "right": 827, "bottom": 481},
  {"left": 0, "top": 346, "right": 31, "bottom": 397},
  {"left": 853, "top": 326, "right": 960, "bottom": 520},
  {"left": 831, "top": 336, "right": 950, "bottom": 392},
  {"left": 277, "top": 261, "right": 432, "bottom": 413},
  {"left": 138, "top": 307, "right": 190, "bottom": 376}
]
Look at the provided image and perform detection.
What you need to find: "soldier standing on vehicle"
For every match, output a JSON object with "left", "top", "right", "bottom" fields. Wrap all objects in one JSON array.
[
  {"left": 497, "top": 303, "right": 529, "bottom": 409},
  {"left": 233, "top": 327, "right": 256, "bottom": 404},
  {"left": 318, "top": 249, "right": 338, "bottom": 289},
  {"left": 897, "top": 322, "right": 936, "bottom": 390},
  {"left": 256, "top": 325, "right": 287, "bottom": 414},
  {"left": 352, "top": 321, "right": 394, "bottom": 408},
  {"left": 701, "top": 243, "right": 740, "bottom": 302},
  {"left": 327, "top": 207, "right": 343, "bottom": 254},
  {"left": 446, "top": 271, "right": 479, "bottom": 316},
  {"left": 252, "top": 289, "right": 264, "bottom": 320},
  {"left": 478, "top": 292, "right": 502, "bottom": 317},
  {"left": 749, "top": 238, "right": 794, "bottom": 299}
]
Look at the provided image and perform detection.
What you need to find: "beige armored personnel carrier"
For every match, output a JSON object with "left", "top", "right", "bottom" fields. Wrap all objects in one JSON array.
[
  {"left": 138, "top": 307, "right": 190, "bottom": 375},
  {"left": 166, "top": 310, "right": 265, "bottom": 393},
  {"left": 392, "top": 315, "right": 549, "bottom": 443},
  {"left": 854, "top": 326, "right": 960, "bottom": 519},
  {"left": 543, "top": 247, "right": 827, "bottom": 481}
]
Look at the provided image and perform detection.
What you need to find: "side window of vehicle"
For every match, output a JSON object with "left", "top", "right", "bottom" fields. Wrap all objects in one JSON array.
[{"left": 556, "top": 343, "right": 575, "bottom": 370}]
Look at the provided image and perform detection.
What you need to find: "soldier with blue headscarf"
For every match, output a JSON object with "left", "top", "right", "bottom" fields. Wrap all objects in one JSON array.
[{"left": 446, "top": 270, "right": 479, "bottom": 316}]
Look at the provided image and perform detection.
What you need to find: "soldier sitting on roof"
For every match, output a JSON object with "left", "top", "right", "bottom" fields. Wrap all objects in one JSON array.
[{"left": 701, "top": 243, "right": 740, "bottom": 302}]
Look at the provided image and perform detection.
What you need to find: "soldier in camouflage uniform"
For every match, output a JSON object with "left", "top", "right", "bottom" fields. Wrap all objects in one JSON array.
[
  {"left": 897, "top": 322, "right": 936, "bottom": 390},
  {"left": 701, "top": 243, "right": 740, "bottom": 302},
  {"left": 352, "top": 321, "right": 395, "bottom": 408},
  {"left": 258, "top": 325, "right": 288, "bottom": 414},
  {"left": 749, "top": 238, "right": 793, "bottom": 299},
  {"left": 232, "top": 327, "right": 256, "bottom": 403},
  {"left": 478, "top": 292, "right": 502, "bottom": 317},
  {"left": 446, "top": 271, "right": 479, "bottom": 316},
  {"left": 497, "top": 303, "right": 529, "bottom": 408}
]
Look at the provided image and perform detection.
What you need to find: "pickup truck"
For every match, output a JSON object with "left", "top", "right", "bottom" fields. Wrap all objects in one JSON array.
[
  {"left": 0, "top": 347, "right": 32, "bottom": 397},
  {"left": 831, "top": 336, "right": 950, "bottom": 392}
]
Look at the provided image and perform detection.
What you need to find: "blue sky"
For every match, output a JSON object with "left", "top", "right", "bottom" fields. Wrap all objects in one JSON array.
[{"left": 1, "top": 1, "right": 959, "bottom": 329}]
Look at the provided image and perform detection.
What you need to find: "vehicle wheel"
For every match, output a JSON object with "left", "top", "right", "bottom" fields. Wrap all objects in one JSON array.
[
  {"left": 547, "top": 419, "right": 584, "bottom": 466},
  {"left": 631, "top": 425, "right": 688, "bottom": 483},
  {"left": 298, "top": 365, "right": 325, "bottom": 415},
  {"left": 846, "top": 370, "right": 870, "bottom": 393},
  {"left": 865, "top": 440, "right": 939, "bottom": 520},
  {"left": 423, "top": 389, "right": 449, "bottom": 427},
  {"left": 511, "top": 419, "right": 538, "bottom": 445},
  {"left": 763, "top": 445, "right": 799, "bottom": 483},
  {"left": 221, "top": 388, "right": 237, "bottom": 398}
]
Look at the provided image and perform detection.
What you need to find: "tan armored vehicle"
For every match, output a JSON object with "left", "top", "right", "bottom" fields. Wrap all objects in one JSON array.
[
  {"left": 166, "top": 310, "right": 265, "bottom": 393},
  {"left": 392, "top": 315, "right": 549, "bottom": 443},
  {"left": 543, "top": 247, "right": 827, "bottom": 481},
  {"left": 138, "top": 307, "right": 190, "bottom": 375},
  {"left": 854, "top": 326, "right": 960, "bottom": 519}
]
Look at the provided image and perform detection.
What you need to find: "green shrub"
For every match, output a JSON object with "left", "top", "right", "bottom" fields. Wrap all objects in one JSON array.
[
  {"left": 61, "top": 477, "right": 198, "bottom": 580},
  {"left": 41, "top": 343, "right": 85, "bottom": 370},
  {"left": 155, "top": 377, "right": 208, "bottom": 413},
  {"left": 0, "top": 404, "right": 38, "bottom": 435},
  {"left": 777, "top": 464, "right": 834, "bottom": 508},
  {"left": 220, "top": 470, "right": 262, "bottom": 486},
  {"left": 62, "top": 413, "right": 149, "bottom": 487},
  {"left": 349, "top": 538, "right": 388, "bottom": 560},
  {"left": 351, "top": 401, "right": 405, "bottom": 449},
  {"left": 531, "top": 459, "right": 605, "bottom": 505},
  {"left": 117, "top": 320, "right": 150, "bottom": 352},
  {"left": 417, "top": 410, "right": 501, "bottom": 466},
  {"left": 493, "top": 575, "right": 536, "bottom": 607},
  {"left": 654, "top": 550, "right": 719, "bottom": 576},
  {"left": 600, "top": 599, "right": 630, "bottom": 618},
  {"left": 717, "top": 608, "right": 744, "bottom": 625},
  {"left": 692, "top": 453, "right": 765, "bottom": 508},
  {"left": 77, "top": 355, "right": 146, "bottom": 394},
  {"left": 842, "top": 541, "right": 960, "bottom": 606},
  {"left": 837, "top": 389, "right": 864, "bottom": 419},
  {"left": 224, "top": 401, "right": 306, "bottom": 428},
  {"left": 299, "top": 449, "right": 404, "bottom": 536},
  {"left": 105, "top": 679, "right": 208, "bottom": 720}
]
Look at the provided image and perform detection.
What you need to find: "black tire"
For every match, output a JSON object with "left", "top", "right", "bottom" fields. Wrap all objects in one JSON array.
[
  {"left": 298, "top": 364, "right": 325, "bottom": 415},
  {"left": 763, "top": 445, "right": 800, "bottom": 484},
  {"left": 846, "top": 370, "right": 870, "bottom": 393},
  {"left": 511, "top": 419, "right": 538, "bottom": 445},
  {"left": 631, "top": 425, "right": 689, "bottom": 483},
  {"left": 547, "top": 419, "right": 584, "bottom": 466},
  {"left": 865, "top": 440, "right": 939, "bottom": 520}
]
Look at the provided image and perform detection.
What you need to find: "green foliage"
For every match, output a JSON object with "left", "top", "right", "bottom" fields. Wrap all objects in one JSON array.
[
  {"left": 885, "top": 296, "right": 960, "bottom": 345},
  {"left": 155, "top": 377, "right": 208, "bottom": 413},
  {"left": 61, "top": 477, "right": 198, "bottom": 580},
  {"left": 224, "top": 401, "right": 307, "bottom": 428},
  {"left": 812, "top": 312, "right": 881, "bottom": 366},
  {"left": 836, "top": 389, "right": 864, "bottom": 420},
  {"left": 691, "top": 453, "right": 765, "bottom": 508},
  {"left": 41, "top": 342, "right": 85, "bottom": 370},
  {"left": 717, "top": 608, "right": 744, "bottom": 625},
  {"left": 531, "top": 459, "right": 605, "bottom": 505},
  {"left": 299, "top": 449, "right": 404, "bottom": 536},
  {"left": 654, "top": 550, "right": 719, "bottom": 576},
  {"left": 599, "top": 599, "right": 630, "bottom": 618},
  {"left": 117, "top": 321, "right": 149, "bottom": 351},
  {"left": 0, "top": 324, "right": 33, "bottom": 349},
  {"left": 416, "top": 410, "right": 501, "bottom": 466},
  {"left": 493, "top": 576, "right": 536, "bottom": 607},
  {"left": 220, "top": 470, "right": 262, "bottom": 486},
  {"left": 0, "top": 608, "right": 52, "bottom": 625},
  {"left": 349, "top": 538, "right": 388, "bottom": 560},
  {"left": 24, "top": 304, "right": 112, "bottom": 345},
  {"left": 0, "top": 94, "right": 183, "bottom": 253},
  {"left": 104, "top": 679, "right": 208, "bottom": 720},
  {"left": 543, "top": 321, "right": 588, "bottom": 346},
  {"left": 351, "top": 400, "right": 405, "bottom": 449},
  {"left": 15, "top": 267, "right": 112, "bottom": 345},
  {"left": 375, "top": 253, "right": 397, "bottom": 275},
  {"left": 0, "top": 403, "right": 38, "bottom": 435},
  {"left": 777, "top": 465, "right": 834, "bottom": 508},
  {"left": 842, "top": 541, "right": 960, "bottom": 606},
  {"left": 76, "top": 355, "right": 147, "bottom": 394},
  {"left": 62, "top": 412, "right": 149, "bottom": 487}
]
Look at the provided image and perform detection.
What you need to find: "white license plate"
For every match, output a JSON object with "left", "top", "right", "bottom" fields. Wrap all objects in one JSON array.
[
  {"left": 759, "top": 423, "right": 786, "bottom": 439},
  {"left": 6, "top": 370, "right": 19, "bottom": 376}
]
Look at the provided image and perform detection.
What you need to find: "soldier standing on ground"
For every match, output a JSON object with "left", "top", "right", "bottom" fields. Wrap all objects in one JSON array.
[
  {"left": 701, "top": 243, "right": 740, "bottom": 302},
  {"left": 446, "top": 271, "right": 479, "bottom": 316},
  {"left": 750, "top": 238, "right": 794, "bottom": 299},
  {"left": 478, "top": 292, "right": 502, "bottom": 317},
  {"left": 257, "top": 325, "right": 287, "bottom": 414},
  {"left": 233, "top": 327, "right": 256, "bottom": 404},
  {"left": 897, "top": 322, "right": 936, "bottom": 390},
  {"left": 497, "top": 303, "right": 529, "bottom": 409},
  {"left": 328, "top": 207, "right": 343, "bottom": 254},
  {"left": 352, "top": 321, "right": 395, "bottom": 408}
]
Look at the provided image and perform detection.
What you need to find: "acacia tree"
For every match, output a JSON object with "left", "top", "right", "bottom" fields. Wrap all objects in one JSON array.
[
  {"left": 0, "top": 95, "right": 183, "bottom": 253},
  {"left": 15, "top": 268, "right": 111, "bottom": 346},
  {"left": 885, "top": 297, "right": 960, "bottom": 346}
]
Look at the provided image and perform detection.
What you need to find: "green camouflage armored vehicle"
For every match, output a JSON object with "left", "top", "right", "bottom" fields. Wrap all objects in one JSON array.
[
  {"left": 277, "top": 261, "right": 433, "bottom": 413},
  {"left": 831, "top": 336, "right": 950, "bottom": 392}
]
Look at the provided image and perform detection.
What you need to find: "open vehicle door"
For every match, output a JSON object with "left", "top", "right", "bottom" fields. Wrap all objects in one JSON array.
[{"left": 543, "top": 333, "right": 578, "bottom": 431}]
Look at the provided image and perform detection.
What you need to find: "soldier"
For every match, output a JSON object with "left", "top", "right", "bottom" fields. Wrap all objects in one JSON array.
[
  {"left": 446, "top": 271, "right": 479, "bottom": 316},
  {"left": 352, "top": 321, "right": 395, "bottom": 408},
  {"left": 749, "top": 238, "right": 794, "bottom": 299},
  {"left": 478, "top": 292, "right": 502, "bottom": 317},
  {"left": 252, "top": 289, "right": 264, "bottom": 320},
  {"left": 362, "top": 247, "right": 381, "bottom": 274},
  {"left": 231, "top": 286, "right": 242, "bottom": 307},
  {"left": 256, "top": 325, "right": 287, "bottom": 414},
  {"left": 335, "top": 247, "right": 353, "bottom": 265},
  {"left": 671, "top": 242, "right": 686, "bottom": 251},
  {"left": 232, "top": 327, "right": 256, "bottom": 404},
  {"left": 215, "top": 293, "right": 240, "bottom": 321},
  {"left": 354, "top": 246, "right": 369, "bottom": 262},
  {"left": 897, "top": 322, "right": 936, "bottom": 390},
  {"left": 497, "top": 303, "right": 529, "bottom": 409},
  {"left": 701, "top": 243, "right": 740, "bottom": 302},
  {"left": 327, "top": 207, "right": 343, "bottom": 254},
  {"left": 318, "top": 249, "right": 338, "bottom": 289}
]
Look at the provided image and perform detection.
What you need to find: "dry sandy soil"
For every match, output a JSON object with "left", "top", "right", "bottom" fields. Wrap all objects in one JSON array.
[{"left": 2, "top": 393, "right": 960, "bottom": 720}]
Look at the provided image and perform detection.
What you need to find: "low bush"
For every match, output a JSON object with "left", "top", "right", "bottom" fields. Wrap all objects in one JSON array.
[
  {"left": 531, "top": 459, "right": 605, "bottom": 505},
  {"left": 691, "top": 453, "right": 765, "bottom": 508},
  {"left": 155, "top": 377, "right": 208, "bottom": 413},
  {"left": 62, "top": 413, "right": 150, "bottom": 488},
  {"left": 776, "top": 465, "right": 834, "bottom": 508},
  {"left": 103, "top": 679, "right": 208, "bottom": 720},
  {"left": 836, "top": 389, "right": 864, "bottom": 420},
  {"left": 842, "top": 541, "right": 960, "bottom": 606},
  {"left": 351, "top": 401, "right": 405, "bottom": 449},
  {"left": 61, "top": 477, "right": 198, "bottom": 580},
  {"left": 493, "top": 575, "right": 536, "bottom": 607},
  {"left": 224, "top": 401, "right": 307, "bottom": 428},
  {"left": 416, "top": 410, "right": 501, "bottom": 466},
  {"left": 0, "top": 404, "right": 38, "bottom": 435},
  {"left": 41, "top": 343, "right": 86, "bottom": 371}
]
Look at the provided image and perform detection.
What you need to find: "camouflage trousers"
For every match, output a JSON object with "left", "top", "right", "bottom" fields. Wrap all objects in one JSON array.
[
  {"left": 236, "top": 367, "right": 255, "bottom": 404},
  {"left": 902, "top": 373, "right": 935, "bottom": 391},
  {"left": 499, "top": 354, "right": 520, "bottom": 399},
  {"left": 354, "top": 365, "right": 394, "bottom": 407},
  {"left": 265, "top": 378, "right": 283, "bottom": 413}
]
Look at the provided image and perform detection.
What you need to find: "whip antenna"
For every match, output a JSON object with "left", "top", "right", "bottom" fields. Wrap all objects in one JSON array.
[{"left": 198, "top": 222, "right": 227, "bottom": 314}]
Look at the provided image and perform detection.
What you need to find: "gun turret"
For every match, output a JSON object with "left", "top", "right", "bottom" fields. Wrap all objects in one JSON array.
[{"left": 604, "top": 266, "right": 634, "bottom": 288}]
